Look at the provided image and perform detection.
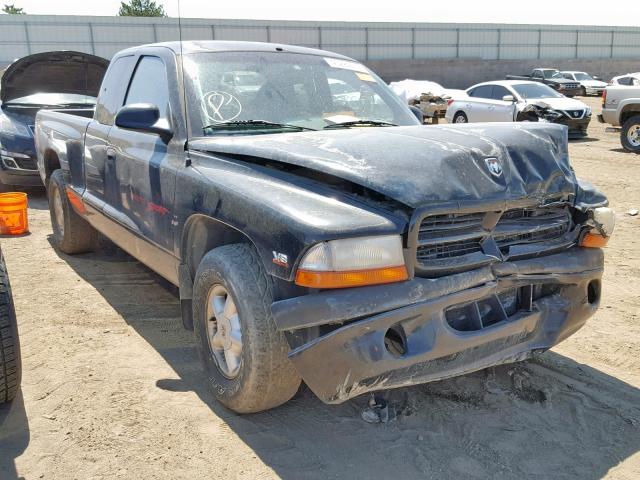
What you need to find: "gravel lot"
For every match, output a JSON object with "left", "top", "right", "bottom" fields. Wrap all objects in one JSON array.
[{"left": 1, "top": 96, "right": 639, "bottom": 480}]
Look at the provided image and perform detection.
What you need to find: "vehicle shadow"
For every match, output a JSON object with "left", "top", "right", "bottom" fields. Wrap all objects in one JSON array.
[
  {"left": 0, "top": 392, "right": 30, "bottom": 480},
  {"left": 51, "top": 243, "right": 640, "bottom": 480},
  {"left": 569, "top": 136, "right": 599, "bottom": 143}
]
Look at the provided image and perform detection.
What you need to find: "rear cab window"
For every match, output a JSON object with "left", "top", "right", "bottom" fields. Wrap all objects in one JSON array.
[
  {"left": 125, "top": 56, "right": 171, "bottom": 119},
  {"left": 95, "top": 55, "right": 136, "bottom": 125}
]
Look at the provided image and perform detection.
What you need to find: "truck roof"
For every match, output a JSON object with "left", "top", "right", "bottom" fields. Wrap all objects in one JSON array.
[{"left": 117, "top": 41, "right": 354, "bottom": 61}]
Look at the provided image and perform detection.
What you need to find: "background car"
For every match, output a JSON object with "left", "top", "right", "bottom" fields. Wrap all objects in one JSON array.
[
  {"left": 0, "top": 51, "right": 108, "bottom": 190},
  {"left": 445, "top": 80, "right": 592, "bottom": 137},
  {"left": 560, "top": 71, "right": 607, "bottom": 96},
  {"left": 0, "top": 245, "right": 20, "bottom": 404},
  {"left": 609, "top": 73, "right": 640, "bottom": 86}
]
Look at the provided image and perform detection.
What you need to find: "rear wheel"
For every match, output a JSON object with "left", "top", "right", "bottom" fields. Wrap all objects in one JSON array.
[
  {"left": 621, "top": 115, "right": 640, "bottom": 153},
  {"left": 192, "top": 243, "right": 301, "bottom": 413},
  {"left": 453, "top": 112, "right": 468, "bottom": 124},
  {"left": 48, "top": 170, "right": 98, "bottom": 254},
  {"left": 0, "top": 248, "right": 20, "bottom": 404}
]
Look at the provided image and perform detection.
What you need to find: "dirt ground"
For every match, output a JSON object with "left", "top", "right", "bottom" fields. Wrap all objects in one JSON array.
[{"left": 1, "top": 95, "right": 639, "bottom": 480}]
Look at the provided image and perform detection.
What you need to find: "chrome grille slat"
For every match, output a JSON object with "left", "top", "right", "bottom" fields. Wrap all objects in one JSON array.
[{"left": 416, "top": 207, "right": 572, "bottom": 273}]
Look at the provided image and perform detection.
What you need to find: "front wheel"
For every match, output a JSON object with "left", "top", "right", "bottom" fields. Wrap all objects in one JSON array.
[
  {"left": 192, "top": 243, "right": 301, "bottom": 413},
  {"left": 453, "top": 112, "right": 468, "bottom": 124},
  {"left": 621, "top": 115, "right": 640, "bottom": 153}
]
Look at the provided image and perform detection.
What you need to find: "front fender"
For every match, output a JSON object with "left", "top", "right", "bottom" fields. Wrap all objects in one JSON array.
[{"left": 174, "top": 151, "right": 406, "bottom": 280}]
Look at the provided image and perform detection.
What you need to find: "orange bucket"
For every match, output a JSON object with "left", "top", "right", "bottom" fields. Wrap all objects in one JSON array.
[{"left": 0, "top": 192, "right": 28, "bottom": 235}]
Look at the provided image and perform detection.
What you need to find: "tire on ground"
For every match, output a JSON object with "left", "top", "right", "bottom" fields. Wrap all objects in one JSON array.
[
  {"left": 0, "top": 249, "right": 21, "bottom": 404},
  {"left": 192, "top": 243, "right": 301, "bottom": 413},
  {"left": 48, "top": 169, "right": 98, "bottom": 254},
  {"left": 453, "top": 112, "right": 468, "bottom": 123},
  {"left": 620, "top": 115, "right": 640, "bottom": 153}
]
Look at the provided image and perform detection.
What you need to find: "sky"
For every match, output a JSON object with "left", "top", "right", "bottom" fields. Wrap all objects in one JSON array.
[{"left": 4, "top": 0, "right": 640, "bottom": 27}]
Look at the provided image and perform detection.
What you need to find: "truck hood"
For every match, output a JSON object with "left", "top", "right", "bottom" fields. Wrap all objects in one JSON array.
[
  {"left": 581, "top": 79, "right": 607, "bottom": 88},
  {"left": 1, "top": 51, "right": 108, "bottom": 104},
  {"left": 524, "top": 96, "right": 589, "bottom": 111},
  {"left": 190, "top": 123, "right": 581, "bottom": 209}
]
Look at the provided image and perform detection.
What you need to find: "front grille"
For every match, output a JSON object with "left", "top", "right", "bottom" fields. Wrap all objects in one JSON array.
[
  {"left": 415, "top": 207, "right": 572, "bottom": 274},
  {"left": 14, "top": 157, "right": 37, "bottom": 170},
  {"left": 564, "top": 109, "right": 584, "bottom": 119},
  {"left": 562, "top": 82, "right": 580, "bottom": 90}
]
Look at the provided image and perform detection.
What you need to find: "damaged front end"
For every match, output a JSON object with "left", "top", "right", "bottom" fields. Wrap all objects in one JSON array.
[
  {"left": 272, "top": 197, "right": 608, "bottom": 403},
  {"left": 517, "top": 101, "right": 590, "bottom": 137}
]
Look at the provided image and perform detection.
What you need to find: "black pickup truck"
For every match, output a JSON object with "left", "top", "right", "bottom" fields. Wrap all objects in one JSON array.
[
  {"left": 506, "top": 68, "right": 581, "bottom": 97},
  {"left": 35, "top": 41, "right": 614, "bottom": 413}
]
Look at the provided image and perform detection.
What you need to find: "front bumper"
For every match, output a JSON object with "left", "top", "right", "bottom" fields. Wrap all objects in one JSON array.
[
  {"left": 563, "top": 116, "right": 591, "bottom": 137},
  {"left": 272, "top": 248, "right": 603, "bottom": 404},
  {"left": 0, "top": 163, "right": 42, "bottom": 187},
  {"left": 558, "top": 87, "right": 582, "bottom": 97}
]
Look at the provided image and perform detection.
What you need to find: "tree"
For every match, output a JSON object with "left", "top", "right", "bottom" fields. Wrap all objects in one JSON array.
[
  {"left": 118, "top": 0, "right": 166, "bottom": 17},
  {"left": 2, "top": 4, "right": 25, "bottom": 14}
]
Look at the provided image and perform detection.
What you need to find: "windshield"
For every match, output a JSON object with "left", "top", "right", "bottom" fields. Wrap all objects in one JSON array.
[
  {"left": 5, "top": 93, "right": 96, "bottom": 106},
  {"left": 574, "top": 73, "right": 593, "bottom": 81},
  {"left": 542, "top": 70, "right": 562, "bottom": 79},
  {"left": 183, "top": 51, "right": 419, "bottom": 135},
  {"left": 512, "top": 83, "right": 563, "bottom": 99}
]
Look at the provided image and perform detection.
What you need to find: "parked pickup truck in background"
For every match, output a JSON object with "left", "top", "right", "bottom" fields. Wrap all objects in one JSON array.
[
  {"left": 35, "top": 41, "right": 614, "bottom": 413},
  {"left": 598, "top": 85, "right": 640, "bottom": 152},
  {"left": 0, "top": 51, "right": 108, "bottom": 189},
  {"left": 506, "top": 68, "right": 581, "bottom": 97}
]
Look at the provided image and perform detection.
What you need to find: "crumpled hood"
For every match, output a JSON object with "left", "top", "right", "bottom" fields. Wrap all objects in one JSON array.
[
  {"left": 526, "top": 97, "right": 589, "bottom": 111},
  {"left": 1, "top": 51, "right": 108, "bottom": 104},
  {"left": 190, "top": 123, "right": 580, "bottom": 209}
]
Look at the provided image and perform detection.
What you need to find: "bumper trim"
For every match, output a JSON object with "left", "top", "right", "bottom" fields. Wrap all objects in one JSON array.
[{"left": 272, "top": 248, "right": 603, "bottom": 332}]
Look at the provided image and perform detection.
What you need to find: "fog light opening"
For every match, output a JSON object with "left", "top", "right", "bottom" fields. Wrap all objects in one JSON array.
[
  {"left": 384, "top": 325, "right": 407, "bottom": 358},
  {"left": 587, "top": 280, "right": 600, "bottom": 305}
]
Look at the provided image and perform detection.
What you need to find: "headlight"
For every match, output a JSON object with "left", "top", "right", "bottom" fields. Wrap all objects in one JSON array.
[
  {"left": 295, "top": 235, "right": 408, "bottom": 288},
  {"left": 580, "top": 207, "right": 615, "bottom": 248},
  {"left": 586, "top": 107, "right": 592, "bottom": 116},
  {"left": 0, "top": 114, "right": 30, "bottom": 137}
]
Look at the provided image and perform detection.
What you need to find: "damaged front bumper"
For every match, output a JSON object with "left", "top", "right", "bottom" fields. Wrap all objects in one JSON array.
[{"left": 272, "top": 248, "right": 603, "bottom": 404}]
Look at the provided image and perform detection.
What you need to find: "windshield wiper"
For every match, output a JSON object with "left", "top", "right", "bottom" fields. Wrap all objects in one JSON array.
[
  {"left": 203, "top": 120, "right": 316, "bottom": 132},
  {"left": 323, "top": 120, "right": 397, "bottom": 129}
]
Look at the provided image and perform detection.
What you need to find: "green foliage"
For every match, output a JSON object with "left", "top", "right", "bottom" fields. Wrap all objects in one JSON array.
[
  {"left": 2, "top": 4, "right": 25, "bottom": 14},
  {"left": 118, "top": 0, "right": 167, "bottom": 17}
]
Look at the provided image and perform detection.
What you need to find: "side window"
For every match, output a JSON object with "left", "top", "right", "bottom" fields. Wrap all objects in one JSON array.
[
  {"left": 491, "top": 85, "right": 511, "bottom": 101},
  {"left": 532, "top": 70, "right": 542, "bottom": 78},
  {"left": 469, "top": 85, "right": 493, "bottom": 99},
  {"left": 125, "top": 56, "right": 170, "bottom": 118},
  {"left": 562, "top": 73, "right": 573, "bottom": 80},
  {"left": 618, "top": 77, "right": 631, "bottom": 86},
  {"left": 95, "top": 55, "right": 136, "bottom": 126}
]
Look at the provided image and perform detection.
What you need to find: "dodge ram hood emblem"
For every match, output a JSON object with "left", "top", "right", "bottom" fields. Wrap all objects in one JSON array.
[{"left": 484, "top": 157, "right": 503, "bottom": 177}]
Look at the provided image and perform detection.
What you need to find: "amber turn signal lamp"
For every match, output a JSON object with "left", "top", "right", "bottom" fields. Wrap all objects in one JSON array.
[
  {"left": 65, "top": 187, "right": 86, "bottom": 215},
  {"left": 580, "top": 232, "right": 609, "bottom": 248},
  {"left": 295, "top": 265, "right": 409, "bottom": 289}
]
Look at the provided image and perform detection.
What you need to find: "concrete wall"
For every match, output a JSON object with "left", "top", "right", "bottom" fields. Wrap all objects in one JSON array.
[{"left": 368, "top": 58, "right": 640, "bottom": 88}]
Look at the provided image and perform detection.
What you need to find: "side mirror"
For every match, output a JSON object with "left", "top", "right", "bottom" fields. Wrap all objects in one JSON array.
[
  {"left": 115, "top": 103, "right": 173, "bottom": 141},
  {"left": 502, "top": 95, "right": 515, "bottom": 102},
  {"left": 409, "top": 105, "right": 425, "bottom": 123}
]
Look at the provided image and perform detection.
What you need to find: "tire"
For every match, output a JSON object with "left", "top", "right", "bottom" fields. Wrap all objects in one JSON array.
[
  {"left": 453, "top": 112, "right": 468, "bottom": 124},
  {"left": 48, "top": 170, "right": 98, "bottom": 254},
  {"left": 580, "top": 86, "right": 587, "bottom": 97},
  {"left": 0, "top": 248, "right": 21, "bottom": 404},
  {"left": 620, "top": 115, "right": 640, "bottom": 153},
  {"left": 192, "top": 243, "right": 301, "bottom": 413}
]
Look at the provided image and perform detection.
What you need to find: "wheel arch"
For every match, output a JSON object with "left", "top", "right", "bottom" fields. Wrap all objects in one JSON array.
[
  {"left": 42, "top": 148, "right": 62, "bottom": 186},
  {"left": 620, "top": 105, "right": 640, "bottom": 125}
]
